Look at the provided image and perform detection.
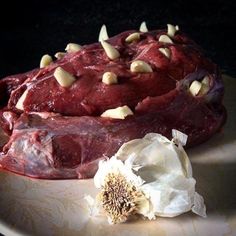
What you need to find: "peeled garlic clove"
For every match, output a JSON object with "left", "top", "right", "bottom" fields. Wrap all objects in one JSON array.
[
  {"left": 130, "top": 60, "right": 153, "bottom": 73},
  {"left": 54, "top": 67, "right": 76, "bottom": 88},
  {"left": 101, "top": 105, "right": 134, "bottom": 119},
  {"left": 102, "top": 72, "right": 118, "bottom": 85},
  {"left": 125, "top": 32, "right": 140, "bottom": 43},
  {"left": 40, "top": 54, "right": 53, "bottom": 68},
  {"left": 189, "top": 80, "right": 202, "bottom": 96},
  {"left": 99, "top": 24, "right": 109, "bottom": 42},
  {"left": 65, "top": 43, "right": 81, "bottom": 53},
  {"left": 167, "top": 24, "right": 179, "bottom": 38},
  {"left": 15, "top": 89, "right": 28, "bottom": 110},
  {"left": 198, "top": 76, "right": 210, "bottom": 95},
  {"left": 101, "top": 40, "right": 120, "bottom": 60},
  {"left": 199, "top": 84, "right": 210, "bottom": 95},
  {"left": 158, "top": 47, "right": 171, "bottom": 59},
  {"left": 139, "top": 21, "right": 148, "bottom": 32},
  {"left": 159, "top": 35, "right": 173, "bottom": 44},
  {"left": 201, "top": 75, "right": 210, "bottom": 85},
  {"left": 54, "top": 52, "right": 66, "bottom": 59}
]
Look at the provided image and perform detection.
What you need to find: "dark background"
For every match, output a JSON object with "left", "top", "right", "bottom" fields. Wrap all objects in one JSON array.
[
  {"left": 0, "top": 1, "right": 235, "bottom": 235},
  {"left": 0, "top": 0, "right": 235, "bottom": 79}
]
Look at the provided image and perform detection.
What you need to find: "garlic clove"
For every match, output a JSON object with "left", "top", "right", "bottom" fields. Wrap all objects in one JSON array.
[
  {"left": 189, "top": 80, "right": 202, "bottom": 96},
  {"left": 130, "top": 60, "right": 153, "bottom": 73},
  {"left": 159, "top": 35, "right": 174, "bottom": 44},
  {"left": 167, "top": 24, "right": 179, "bottom": 38},
  {"left": 125, "top": 32, "right": 140, "bottom": 43},
  {"left": 15, "top": 89, "right": 28, "bottom": 110},
  {"left": 201, "top": 75, "right": 210, "bottom": 85},
  {"left": 98, "top": 24, "right": 109, "bottom": 42},
  {"left": 102, "top": 72, "right": 118, "bottom": 85},
  {"left": 158, "top": 47, "right": 171, "bottom": 59},
  {"left": 198, "top": 75, "right": 210, "bottom": 95},
  {"left": 139, "top": 21, "right": 148, "bottom": 32},
  {"left": 190, "top": 78, "right": 210, "bottom": 96},
  {"left": 101, "top": 40, "right": 120, "bottom": 60},
  {"left": 54, "top": 52, "right": 66, "bottom": 59},
  {"left": 199, "top": 84, "right": 210, "bottom": 95},
  {"left": 40, "top": 54, "right": 53, "bottom": 68},
  {"left": 101, "top": 105, "right": 133, "bottom": 119},
  {"left": 65, "top": 43, "right": 81, "bottom": 53},
  {"left": 53, "top": 67, "right": 76, "bottom": 88}
]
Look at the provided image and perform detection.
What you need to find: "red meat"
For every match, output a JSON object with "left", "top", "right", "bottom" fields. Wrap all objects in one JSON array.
[{"left": 0, "top": 29, "right": 226, "bottom": 179}]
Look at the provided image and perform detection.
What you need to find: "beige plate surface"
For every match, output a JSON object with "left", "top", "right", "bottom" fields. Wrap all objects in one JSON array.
[{"left": 0, "top": 75, "right": 236, "bottom": 236}]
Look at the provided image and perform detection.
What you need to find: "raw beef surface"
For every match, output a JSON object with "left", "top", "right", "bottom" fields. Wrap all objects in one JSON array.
[{"left": 0, "top": 28, "right": 226, "bottom": 179}]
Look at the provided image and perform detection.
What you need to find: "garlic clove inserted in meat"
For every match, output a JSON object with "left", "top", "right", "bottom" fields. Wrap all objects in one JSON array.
[
  {"left": 98, "top": 24, "right": 109, "bottom": 42},
  {"left": 139, "top": 21, "right": 148, "bottom": 32},
  {"left": 101, "top": 105, "right": 133, "bottom": 119}
]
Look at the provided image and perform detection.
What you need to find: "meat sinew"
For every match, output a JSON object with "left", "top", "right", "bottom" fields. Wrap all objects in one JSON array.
[{"left": 0, "top": 26, "right": 226, "bottom": 179}]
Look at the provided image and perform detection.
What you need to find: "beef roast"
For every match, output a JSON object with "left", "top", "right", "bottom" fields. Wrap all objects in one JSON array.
[{"left": 0, "top": 27, "right": 226, "bottom": 179}]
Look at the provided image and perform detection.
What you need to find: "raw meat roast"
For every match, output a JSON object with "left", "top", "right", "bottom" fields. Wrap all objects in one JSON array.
[{"left": 0, "top": 26, "right": 226, "bottom": 179}]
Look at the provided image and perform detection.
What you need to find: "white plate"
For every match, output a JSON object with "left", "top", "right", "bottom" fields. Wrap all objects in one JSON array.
[{"left": 0, "top": 75, "right": 236, "bottom": 236}]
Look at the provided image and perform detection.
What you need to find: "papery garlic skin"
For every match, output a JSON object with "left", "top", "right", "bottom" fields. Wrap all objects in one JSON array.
[
  {"left": 84, "top": 195, "right": 100, "bottom": 217},
  {"left": 141, "top": 174, "right": 197, "bottom": 217},
  {"left": 192, "top": 192, "right": 207, "bottom": 217},
  {"left": 115, "top": 132, "right": 205, "bottom": 218},
  {"left": 116, "top": 133, "right": 192, "bottom": 178},
  {"left": 94, "top": 131, "right": 206, "bottom": 223}
]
